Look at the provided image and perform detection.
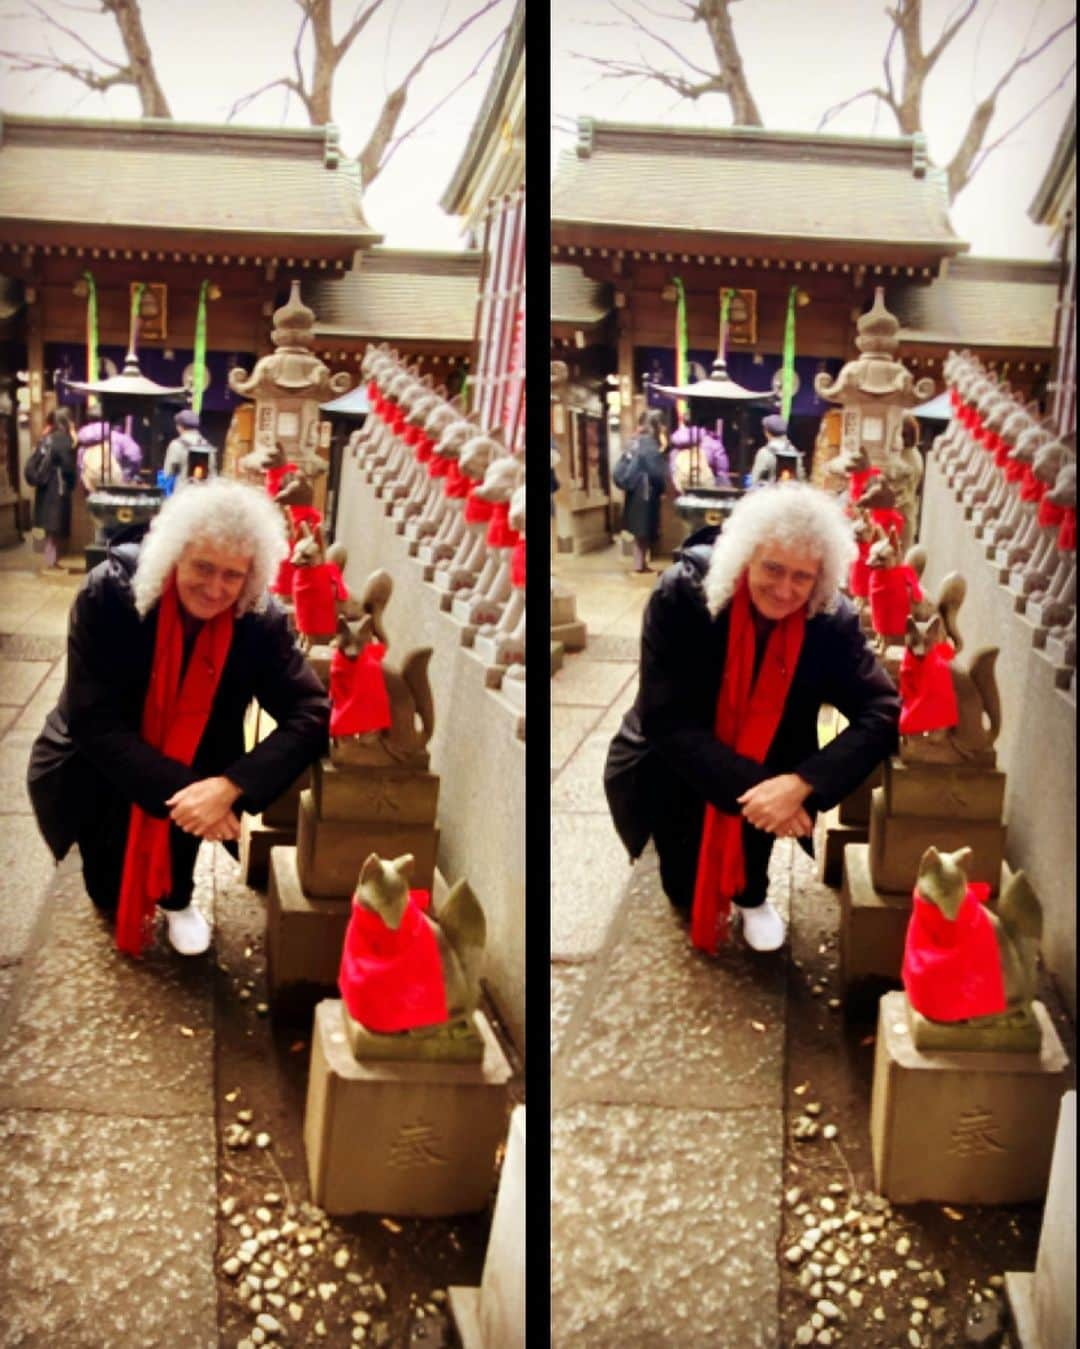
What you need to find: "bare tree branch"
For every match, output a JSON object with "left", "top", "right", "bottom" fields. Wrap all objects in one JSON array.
[
  {"left": 984, "top": 13, "right": 1076, "bottom": 101},
  {"left": 356, "top": 0, "right": 505, "bottom": 189},
  {"left": 226, "top": 74, "right": 305, "bottom": 123},
  {"left": 375, "top": 23, "right": 506, "bottom": 181},
  {"left": 571, "top": 49, "right": 728, "bottom": 102},
  {"left": 957, "top": 57, "right": 1075, "bottom": 194},
  {"left": 925, "top": 0, "right": 979, "bottom": 70},
  {"left": 610, "top": 0, "right": 716, "bottom": 80},
  {"left": 816, "top": 85, "right": 891, "bottom": 131},
  {"left": 333, "top": 0, "right": 386, "bottom": 63}
]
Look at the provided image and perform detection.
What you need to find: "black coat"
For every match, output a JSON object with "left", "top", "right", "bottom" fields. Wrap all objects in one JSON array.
[
  {"left": 604, "top": 528, "right": 900, "bottom": 873},
  {"left": 621, "top": 435, "right": 669, "bottom": 543},
  {"left": 32, "top": 429, "right": 78, "bottom": 537},
  {"left": 27, "top": 543, "right": 330, "bottom": 869}
]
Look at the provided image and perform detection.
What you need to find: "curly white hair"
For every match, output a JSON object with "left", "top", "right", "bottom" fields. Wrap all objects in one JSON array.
[
  {"left": 704, "top": 481, "right": 856, "bottom": 619},
  {"left": 133, "top": 477, "right": 288, "bottom": 618}
]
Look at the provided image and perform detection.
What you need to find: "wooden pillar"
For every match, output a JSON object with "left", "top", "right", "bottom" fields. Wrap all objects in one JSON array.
[{"left": 615, "top": 289, "right": 635, "bottom": 447}]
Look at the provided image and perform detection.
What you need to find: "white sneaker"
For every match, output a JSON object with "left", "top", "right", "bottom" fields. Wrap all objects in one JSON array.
[
  {"left": 164, "top": 904, "right": 212, "bottom": 955},
  {"left": 740, "top": 900, "right": 786, "bottom": 952}
]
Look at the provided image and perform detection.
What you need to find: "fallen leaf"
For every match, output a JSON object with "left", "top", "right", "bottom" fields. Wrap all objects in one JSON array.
[
  {"left": 179, "top": 1026, "right": 195, "bottom": 1037},
  {"left": 859, "top": 1035, "right": 876, "bottom": 1046},
  {"left": 380, "top": 1218, "right": 402, "bottom": 1234},
  {"left": 750, "top": 1020, "right": 766, "bottom": 1033},
  {"left": 793, "top": 1081, "right": 810, "bottom": 1095},
  {"left": 941, "top": 1206, "right": 965, "bottom": 1221},
  {"left": 225, "top": 1090, "right": 239, "bottom": 1102},
  {"left": 290, "top": 1041, "right": 307, "bottom": 1054}
]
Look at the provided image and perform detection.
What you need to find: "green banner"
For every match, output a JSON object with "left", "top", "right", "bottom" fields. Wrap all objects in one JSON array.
[
  {"left": 719, "top": 287, "right": 737, "bottom": 363},
  {"left": 781, "top": 285, "right": 797, "bottom": 421},
  {"left": 192, "top": 280, "right": 209, "bottom": 415},
  {"left": 672, "top": 276, "right": 688, "bottom": 421},
  {"left": 129, "top": 281, "right": 146, "bottom": 352},
  {"left": 83, "top": 271, "right": 98, "bottom": 382}
]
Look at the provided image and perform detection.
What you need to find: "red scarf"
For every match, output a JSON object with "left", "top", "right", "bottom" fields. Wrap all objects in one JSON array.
[
  {"left": 415, "top": 433, "right": 434, "bottom": 464},
  {"left": 1059, "top": 507, "right": 1076, "bottom": 552},
  {"left": 1004, "top": 455, "right": 1026, "bottom": 482},
  {"left": 293, "top": 562, "right": 347, "bottom": 636},
  {"left": 870, "top": 506, "right": 906, "bottom": 537},
  {"left": 899, "top": 642, "right": 958, "bottom": 734},
  {"left": 691, "top": 577, "right": 805, "bottom": 954},
  {"left": 329, "top": 643, "right": 392, "bottom": 736},
  {"left": 510, "top": 537, "right": 526, "bottom": 589},
  {"left": 338, "top": 890, "right": 448, "bottom": 1032},
  {"left": 1020, "top": 465, "right": 1046, "bottom": 503},
  {"left": 486, "top": 500, "right": 519, "bottom": 549},
  {"left": 115, "top": 580, "right": 234, "bottom": 956},
  {"left": 848, "top": 539, "right": 872, "bottom": 599},
  {"left": 266, "top": 462, "right": 299, "bottom": 499},
  {"left": 902, "top": 883, "right": 1006, "bottom": 1021},
  {"left": 1038, "top": 496, "right": 1066, "bottom": 529},
  {"left": 443, "top": 460, "right": 471, "bottom": 499},
  {"left": 848, "top": 467, "right": 880, "bottom": 503},
  {"left": 869, "top": 564, "right": 922, "bottom": 637},
  {"left": 427, "top": 452, "right": 451, "bottom": 479},
  {"left": 464, "top": 485, "right": 495, "bottom": 524}
]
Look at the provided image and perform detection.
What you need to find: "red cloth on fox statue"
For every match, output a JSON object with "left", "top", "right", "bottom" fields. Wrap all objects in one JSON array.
[
  {"left": 848, "top": 539, "right": 872, "bottom": 599},
  {"left": 869, "top": 564, "right": 922, "bottom": 637},
  {"left": 902, "top": 881, "right": 1006, "bottom": 1022},
  {"left": 292, "top": 562, "right": 347, "bottom": 636},
  {"left": 338, "top": 889, "right": 448, "bottom": 1033},
  {"left": 899, "top": 642, "right": 958, "bottom": 734},
  {"left": 329, "top": 643, "right": 391, "bottom": 736}
]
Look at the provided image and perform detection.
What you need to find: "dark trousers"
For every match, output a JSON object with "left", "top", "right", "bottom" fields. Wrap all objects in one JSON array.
[
  {"left": 653, "top": 804, "right": 775, "bottom": 913},
  {"left": 79, "top": 809, "right": 202, "bottom": 916}
]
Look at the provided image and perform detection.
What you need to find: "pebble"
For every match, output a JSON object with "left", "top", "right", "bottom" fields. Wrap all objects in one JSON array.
[
  {"left": 287, "top": 1302, "right": 303, "bottom": 1322},
  {"left": 221, "top": 1197, "right": 237, "bottom": 1217},
  {"left": 333, "top": 1248, "right": 351, "bottom": 1269},
  {"left": 237, "top": 1341, "right": 254, "bottom": 1349},
  {"left": 805, "top": 1102, "right": 823, "bottom": 1116},
  {"left": 860, "top": 1232, "right": 877, "bottom": 1245},
  {"left": 988, "top": 1274, "right": 1004, "bottom": 1288},
  {"left": 250, "top": 1332, "right": 265, "bottom": 1347},
  {"left": 256, "top": 1132, "right": 272, "bottom": 1149},
  {"left": 826, "top": 1280, "right": 846, "bottom": 1297},
  {"left": 827, "top": 998, "right": 842, "bottom": 1009},
  {"left": 872, "top": 1307, "right": 886, "bottom": 1322},
  {"left": 352, "top": 1311, "right": 372, "bottom": 1326},
  {"left": 809, "top": 1281, "right": 824, "bottom": 1299},
  {"left": 794, "top": 1117, "right": 820, "bottom": 1140},
  {"left": 816, "top": 1299, "right": 840, "bottom": 1321},
  {"left": 352, "top": 1329, "right": 367, "bottom": 1344},
  {"left": 848, "top": 1289, "right": 863, "bottom": 1309},
  {"left": 879, "top": 1269, "right": 898, "bottom": 1288},
  {"left": 816, "top": 1333, "right": 833, "bottom": 1346},
  {"left": 801, "top": 1228, "right": 823, "bottom": 1251},
  {"left": 910, "top": 1296, "right": 929, "bottom": 1310},
  {"left": 810, "top": 1312, "right": 825, "bottom": 1330},
  {"left": 256, "top": 1313, "right": 281, "bottom": 1334},
  {"left": 824, "top": 1264, "right": 841, "bottom": 1278},
  {"left": 795, "top": 1328, "right": 814, "bottom": 1346},
  {"left": 314, "top": 1321, "right": 327, "bottom": 1337},
  {"left": 905, "top": 1259, "right": 924, "bottom": 1271},
  {"left": 298, "top": 1244, "right": 315, "bottom": 1258},
  {"left": 895, "top": 1235, "right": 912, "bottom": 1256},
  {"left": 222, "top": 1257, "right": 241, "bottom": 1277},
  {"left": 250, "top": 1296, "right": 263, "bottom": 1314},
  {"left": 929, "top": 1308, "right": 947, "bottom": 1330},
  {"left": 267, "top": 1293, "right": 286, "bottom": 1310},
  {"left": 785, "top": 1246, "right": 806, "bottom": 1265},
  {"left": 908, "top": 1331, "right": 922, "bottom": 1348},
  {"left": 317, "top": 1282, "right": 337, "bottom": 1301},
  {"left": 237, "top": 1109, "right": 254, "bottom": 1123},
  {"left": 911, "top": 1310, "right": 924, "bottom": 1326},
  {"left": 822, "top": 1124, "right": 838, "bottom": 1141},
  {"left": 827, "top": 1182, "right": 846, "bottom": 1196},
  {"left": 786, "top": 1187, "right": 804, "bottom": 1206},
  {"left": 819, "top": 1197, "right": 837, "bottom": 1213}
]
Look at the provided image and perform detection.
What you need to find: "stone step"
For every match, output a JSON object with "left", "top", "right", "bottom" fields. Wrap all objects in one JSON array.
[
  {"left": 551, "top": 641, "right": 565, "bottom": 676},
  {"left": 551, "top": 619, "right": 587, "bottom": 652}
]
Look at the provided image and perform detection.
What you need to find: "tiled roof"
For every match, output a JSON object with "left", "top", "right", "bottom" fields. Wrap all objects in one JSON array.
[
  {"left": 309, "top": 249, "right": 480, "bottom": 342},
  {"left": 891, "top": 257, "right": 1058, "bottom": 350},
  {"left": 550, "top": 264, "right": 610, "bottom": 327},
  {"left": 0, "top": 115, "right": 379, "bottom": 248},
  {"left": 551, "top": 120, "right": 965, "bottom": 254}
]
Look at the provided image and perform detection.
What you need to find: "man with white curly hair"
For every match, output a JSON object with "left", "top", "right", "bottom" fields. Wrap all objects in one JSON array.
[
  {"left": 605, "top": 481, "right": 899, "bottom": 955},
  {"left": 28, "top": 479, "right": 329, "bottom": 958}
]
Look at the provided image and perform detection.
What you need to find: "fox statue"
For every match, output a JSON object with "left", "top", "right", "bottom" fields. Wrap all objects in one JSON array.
[
  {"left": 338, "top": 852, "right": 486, "bottom": 1038},
  {"left": 903, "top": 845, "right": 1041, "bottom": 1034},
  {"left": 899, "top": 615, "right": 1001, "bottom": 766},
  {"left": 329, "top": 614, "right": 434, "bottom": 769},
  {"left": 290, "top": 523, "right": 348, "bottom": 651}
]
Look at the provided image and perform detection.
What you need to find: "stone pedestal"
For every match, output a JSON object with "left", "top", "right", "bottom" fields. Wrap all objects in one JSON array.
[
  {"left": 295, "top": 795, "right": 438, "bottom": 897},
  {"left": 870, "top": 992, "right": 1067, "bottom": 1204},
  {"left": 869, "top": 784, "right": 1006, "bottom": 895},
  {"left": 551, "top": 579, "right": 587, "bottom": 653},
  {"left": 262, "top": 768, "right": 310, "bottom": 828},
  {"left": 239, "top": 813, "right": 296, "bottom": 891},
  {"left": 303, "top": 999, "right": 513, "bottom": 1216},
  {"left": 449, "top": 1105, "right": 525, "bottom": 1348},
  {"left": 818, "top": 807, "right": 868, "bottom": 887},
  {"left": 1006, "top": 1091, "right": 1075, "bottom": 1349},
  {"left": 266, "top": 845, "right": 351, "bottom": 1011},
  {"left": 837, "top": 764, "right": 882, "bottom": 827}
]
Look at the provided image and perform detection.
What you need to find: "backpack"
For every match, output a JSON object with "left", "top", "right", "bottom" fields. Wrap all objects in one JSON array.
[
  {"left": 612, "top": 446, "right": 644, "bottom": 494},
  {"left": 23, "top": 441, "right": 51, "bottom": 489}
]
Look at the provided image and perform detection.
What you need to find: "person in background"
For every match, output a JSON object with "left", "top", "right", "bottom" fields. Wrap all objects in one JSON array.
[
  {"left": 77, "top": 421, "right": 143, "bottom": 491},
  {"left": 27, "top": 479, "right": 329, "bottom": 959},
  {"left": 750, "top": 414, "right": 806, "bottom": 486},
  {"left": 614, "top": 408, "right": 670, "bottom": 574},
  {"left": 603, "top": 482, "right": 899, "bottom": 954},
  {"left": 31, "top": 407, "right": 77, "bottom": 572},
  {"left": 163, "top": 409, "right": 218, "bottom": 485}
]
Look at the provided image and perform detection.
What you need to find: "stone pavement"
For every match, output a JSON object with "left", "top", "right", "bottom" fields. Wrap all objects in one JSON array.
[
  {"left": 549, "top": 543, "right": 816, "bottom": 1347},
  {"left": 0, "top": 551, "right": 219, "bottom": 1347}
]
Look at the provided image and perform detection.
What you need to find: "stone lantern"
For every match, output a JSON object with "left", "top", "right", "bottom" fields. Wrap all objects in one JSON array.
[
  {"left": 815, "top": 287, "right": 934, "bottom": 470},
  {"left": 229, "top": 280, "right": 350, "bottom": 490}
]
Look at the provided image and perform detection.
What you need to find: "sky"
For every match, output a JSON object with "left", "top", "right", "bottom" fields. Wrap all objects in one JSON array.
[
  {"left": 0, "top": 0, "right": 513, "bottom": 250},
  {"left": 551, "top": 0, "right": 1076, "bottom": 260}
]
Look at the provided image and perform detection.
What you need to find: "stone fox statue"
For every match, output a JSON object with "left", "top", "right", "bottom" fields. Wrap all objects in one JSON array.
[
  {"left": 338, "top": 852, "right": 486, "bottom": 1034},
  {"left": 904, "top": 548, "right": 966, "bottom": 652},
  {"left": 329, "top": 614, "right": 434, "bottom": 768},
  {"left": 866, "top": 527, "right": 924, "bottom": 650},
  {"left": 903, "top": 845, "right": 1041, "bottom": 1023},
  {"left": 899, "top": 614, "right": 1001, "bottom": 766},
  {"left": 290, "top": 523, "right": 348, "bottom": 651}
]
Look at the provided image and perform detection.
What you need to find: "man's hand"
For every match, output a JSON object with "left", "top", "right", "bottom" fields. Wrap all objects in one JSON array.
[
  {"left": 737, "top": 774, "right": 812, "bottom": 836},
  {"left": 166, "top": 777, "right": 242, "bottom": 838}
]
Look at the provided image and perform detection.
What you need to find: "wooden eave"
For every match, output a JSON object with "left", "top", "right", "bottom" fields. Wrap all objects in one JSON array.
[{"left": 549, "top": 222, "right": 964, "bottom": 273}]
